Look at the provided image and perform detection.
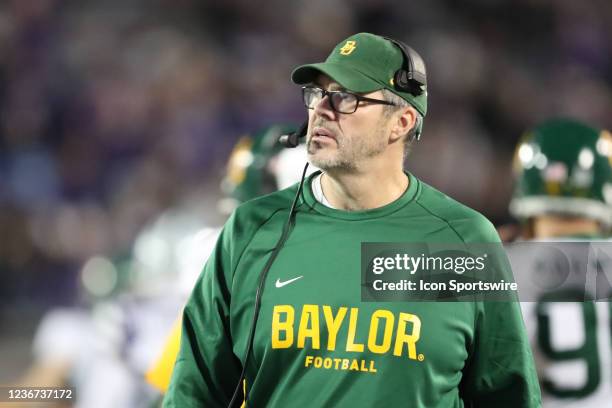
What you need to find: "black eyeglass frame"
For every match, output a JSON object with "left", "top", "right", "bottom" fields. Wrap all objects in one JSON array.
[{"left": 301, "top": 86, "right": 396, "bottom": 114}]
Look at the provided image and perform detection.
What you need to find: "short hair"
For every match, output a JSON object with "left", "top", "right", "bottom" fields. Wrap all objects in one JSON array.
[{"left": 381, "top": 89, "right": 422, "bottom": 159}]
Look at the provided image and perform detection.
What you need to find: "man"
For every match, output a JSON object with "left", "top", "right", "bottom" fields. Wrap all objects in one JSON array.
[
  {"left": 509, "top": 118, "right": 612, "bottom": 407},
  {"left": 165, "top": 33, "right": 541, "bottom": 407}
]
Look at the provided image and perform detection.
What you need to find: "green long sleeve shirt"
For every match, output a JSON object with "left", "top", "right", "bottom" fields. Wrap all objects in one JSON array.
[{"left": 164, "top": 172, "right": 541, "bottom": 407}]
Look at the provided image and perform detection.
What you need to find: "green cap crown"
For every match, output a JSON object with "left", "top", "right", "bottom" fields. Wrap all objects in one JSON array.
[
  {"left": 292, "top": 32, "right": 427, "bottom": 116},
  {"left": 510, "top": 118, "right": 612, "bottom": 225}
]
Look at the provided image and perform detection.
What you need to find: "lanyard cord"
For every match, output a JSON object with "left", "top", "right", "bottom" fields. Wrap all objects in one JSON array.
[{"left": 227, "top": 162, "right": 310, "bottom": 408}]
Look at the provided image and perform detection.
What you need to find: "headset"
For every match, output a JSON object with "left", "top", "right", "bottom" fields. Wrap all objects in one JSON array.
[
  {"left": 278, "top": 121, "right": 308, "bottom": 148},
  {"left": 280, "top": 36, "right": 427, "bottom": 148},
  {"left": 228, "top": 37, "right": 426, "bottom": 407},
  {"left": 383, "top": 36, "right": 427, "bottom": 98}
]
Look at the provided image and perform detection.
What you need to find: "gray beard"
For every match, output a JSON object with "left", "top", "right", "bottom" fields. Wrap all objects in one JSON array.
[
  {"left": 307, "top": 138, "right": 357, "bottom": 171},
  {"left": 307, "top": 135, "right": 386, "bottom": 172}
]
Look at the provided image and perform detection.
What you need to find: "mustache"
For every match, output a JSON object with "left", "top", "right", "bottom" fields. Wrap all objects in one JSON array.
[{"left": 309, "top": 120, "right": 338, "bottom": 135}]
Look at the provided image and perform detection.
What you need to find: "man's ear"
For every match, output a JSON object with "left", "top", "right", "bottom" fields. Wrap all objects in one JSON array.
[{"left": 389, "top": 107, "right": 417, "bottom": 143}]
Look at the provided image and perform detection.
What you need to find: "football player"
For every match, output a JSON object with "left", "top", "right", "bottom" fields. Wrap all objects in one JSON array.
[
  {"left": 509, "top": 118, "right": 612, "bottom": 406},
  {"left": 145, "top": 124, "right": 315, "bottom": 394},
  {"left": 19, "top": 124, "right": 313, "bottom": 407}
]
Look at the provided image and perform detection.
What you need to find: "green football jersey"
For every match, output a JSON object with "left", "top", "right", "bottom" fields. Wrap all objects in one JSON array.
[{"left": 164, "top": 172, "right": 541, "bottom": 407}]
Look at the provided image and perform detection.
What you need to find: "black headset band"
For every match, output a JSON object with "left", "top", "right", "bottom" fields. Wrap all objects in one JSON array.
[{"left": 382, "top": 36, "right": 427, "bottom": 95}]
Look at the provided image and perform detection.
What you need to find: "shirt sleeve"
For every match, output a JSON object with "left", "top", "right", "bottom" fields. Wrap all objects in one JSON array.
[
  {"left": 458, "top": 216, "right": 542, "bottom": 407},
  {"left": 460, "top": 300, "right": 542, "bottom": 407},
  {"left": 163, "top": 219, "right": 243, "bottom": 407}
]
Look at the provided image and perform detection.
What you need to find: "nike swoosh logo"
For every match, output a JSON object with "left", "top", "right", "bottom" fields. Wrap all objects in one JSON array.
[{"left": 275, "top": 276, "right": 303, "bottom": 288}]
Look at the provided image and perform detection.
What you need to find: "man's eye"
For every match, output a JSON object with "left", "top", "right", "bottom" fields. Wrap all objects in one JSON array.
[{"left": 336, "top": 93, "right": 356, "bottom": 102}]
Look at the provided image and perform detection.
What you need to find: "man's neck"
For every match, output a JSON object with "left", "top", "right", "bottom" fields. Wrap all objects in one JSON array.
[{"left": 320, "top": 168, "right": 409, "bottom": 211}]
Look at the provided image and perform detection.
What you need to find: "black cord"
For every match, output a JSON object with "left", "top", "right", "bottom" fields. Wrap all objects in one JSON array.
[{"left": 227, "top": 162, "right": 310, "bottom": 408}]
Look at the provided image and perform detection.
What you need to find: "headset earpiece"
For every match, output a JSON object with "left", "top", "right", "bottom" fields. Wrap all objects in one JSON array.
[{"left": 384, "top": 37, "right": 427, "bottom": 97}]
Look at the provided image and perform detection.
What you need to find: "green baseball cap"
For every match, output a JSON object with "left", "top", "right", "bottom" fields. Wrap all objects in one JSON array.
[{"left": 291, "top": 32, "right": 427, "bottom": 116}]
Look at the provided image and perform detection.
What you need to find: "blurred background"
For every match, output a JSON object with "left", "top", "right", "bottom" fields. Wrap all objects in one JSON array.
[{"left": 0, "top": 0, "right": 611, "bottom": 402}]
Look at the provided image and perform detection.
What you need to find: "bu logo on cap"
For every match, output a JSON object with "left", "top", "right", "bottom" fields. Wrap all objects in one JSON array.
[{"left": 339, "top": 40, "right": 356, "bottom": 55}]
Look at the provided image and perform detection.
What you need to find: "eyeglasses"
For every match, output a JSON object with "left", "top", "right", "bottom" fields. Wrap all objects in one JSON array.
[{"left": 302, "top": 86, "right": 396, "bottom": 114}]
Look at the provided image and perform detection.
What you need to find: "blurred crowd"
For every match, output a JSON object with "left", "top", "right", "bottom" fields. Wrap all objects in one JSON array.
[{"left": 1, "top": 0, "right": 611, "bottom": 376}]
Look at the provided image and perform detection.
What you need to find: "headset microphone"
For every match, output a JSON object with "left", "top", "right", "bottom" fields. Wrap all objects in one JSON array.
[{"left": 279, "top": 121, "right": 308, "bottom": 148}]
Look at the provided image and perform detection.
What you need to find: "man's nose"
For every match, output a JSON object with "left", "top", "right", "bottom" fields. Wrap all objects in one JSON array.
[{"left": 313, "top": 94, "right": 336, "bottom": 120}]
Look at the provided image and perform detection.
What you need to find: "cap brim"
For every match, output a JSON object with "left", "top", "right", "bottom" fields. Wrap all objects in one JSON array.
[{"left": 291, "top": 62, "right": 381, "bottom": 93}]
